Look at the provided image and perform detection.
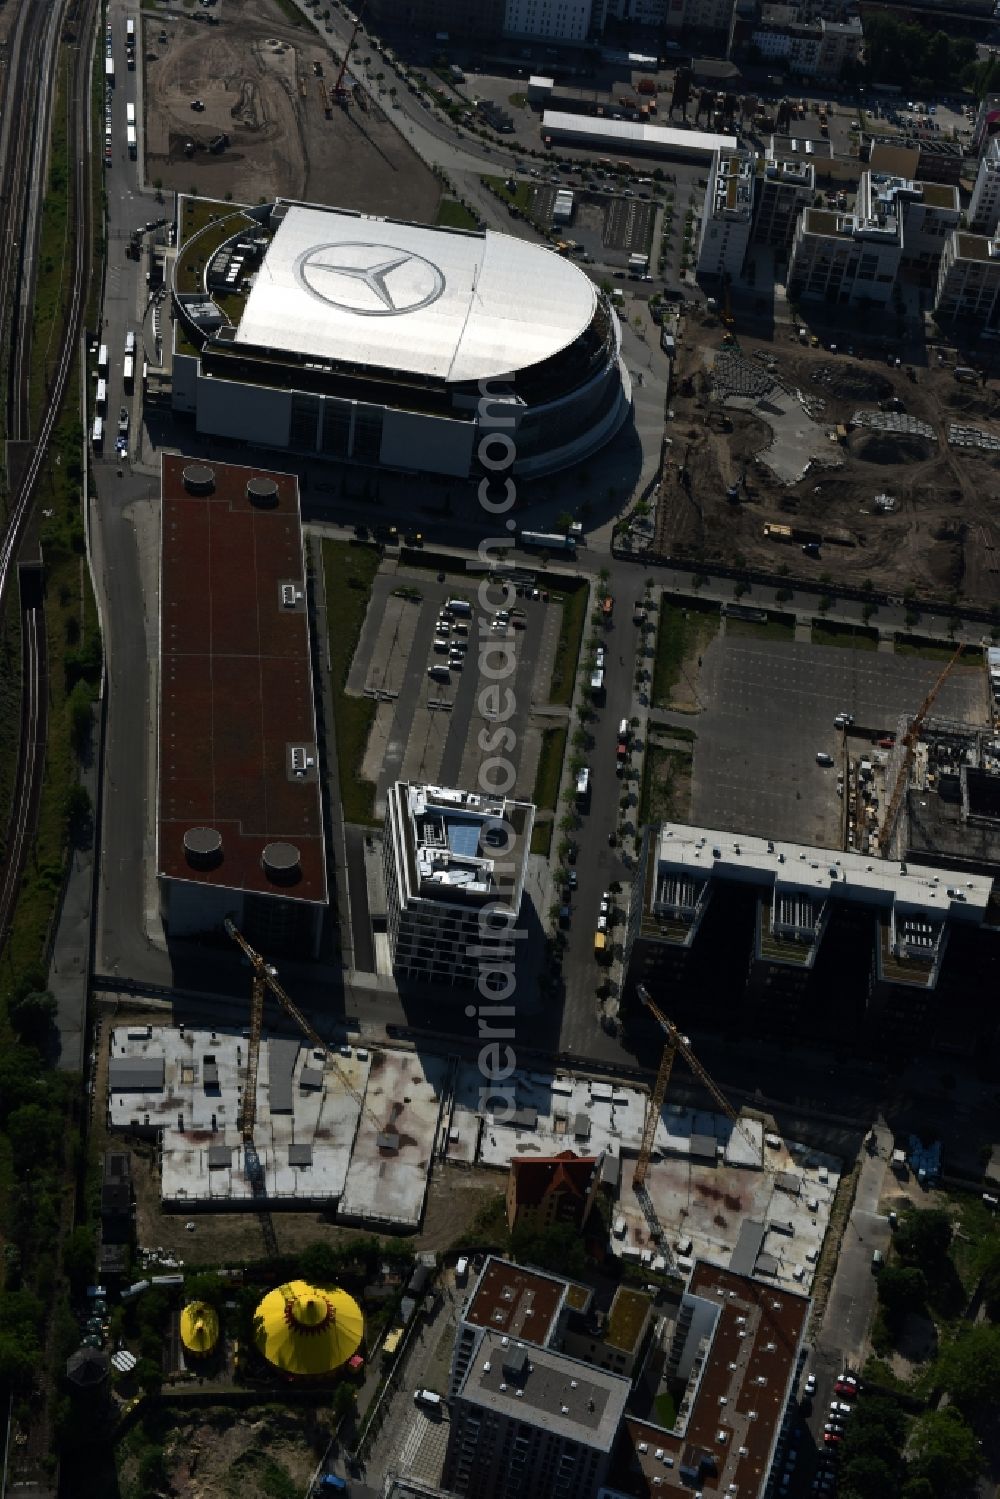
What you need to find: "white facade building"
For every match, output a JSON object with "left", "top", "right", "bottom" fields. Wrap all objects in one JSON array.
[
  {"left": 697, "top": 149, "right": 755, "bottom": 278},
  {"left": 970, "top": 136, "right": 1000, "bottom": 237},
  {"left": 934, "top": 230, "right": 1000, "bottom": 332},
  {"left": 382, "top": 783, "right": 534, "bottom": 987},
  {"left": 787, "top": 170, "right": 903, "bottom": 305},
  {"left": 503, "top": 0, "right": 595, "bottom": 41},
  {"left": 752, "top": 7, "right": 862, "bottom": 79}
]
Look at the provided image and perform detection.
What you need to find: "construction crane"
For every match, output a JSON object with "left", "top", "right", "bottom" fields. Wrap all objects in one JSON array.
[
  {"left": 633, "top": 985, "right": 767, "bottom": 1191},
  {"left": 224, "top": 919, "right": 385, "bottom": 1251},
  {"left": 878, "top": 642, "right": 965, "bottom": 856},
  {"left": 332, "top": 0, "right": 369, "bottom": 108}
]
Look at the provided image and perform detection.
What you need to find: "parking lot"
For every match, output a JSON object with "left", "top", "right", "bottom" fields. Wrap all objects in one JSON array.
[
  {"left": 349, "top": 567, "right": 563, "bottom": 819},
  {"left": 690, "top": 631, "right": 986, "bottom": 848}
]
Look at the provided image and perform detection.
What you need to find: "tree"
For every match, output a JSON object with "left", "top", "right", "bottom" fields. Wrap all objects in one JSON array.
[
  {"left": 8, "top": 988, "right": 57, "bottom": 1046},
  {"left": 136, "top": 1356, "right": 163, "bottom": 1396},
  {"left": 895, "top": 1208, "right": 952, "bottom": 1273},
  {"left": 510, "top": 1221, "right": 585, "bottom": 1278},
  {"left": 876, "top": 1263, "right": 927, "bottom": 1332},
  {"left": 936, "top": 1323, "right": 1000, "bottom": 1416},
  {"left": 332, "top": 1381, "right": 357, "bottom": 1426},
  {"left": 67, "top": 681, "right": 92, "bottom": 756},
  {"left": 300, "top": 1241, "right": 344, "bottom": 1285},
  {"left": 62, "top": 1226, "right": 96, "bottom": 1296},
  {"left": 555, "top": 510, "right": 574, "bottom": 535},
  {"left": 908, "top": 1407, "right": 982, "bottom": 1498},
  {"left": 979, "top": 1239, "right": 1000, "bottom": 1321}
]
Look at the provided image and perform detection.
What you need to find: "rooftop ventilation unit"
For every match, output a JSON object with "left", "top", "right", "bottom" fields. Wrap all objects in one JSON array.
[
  {"left": 182, "top": 462, "right": 215, "bottom": 494},
  {"left": 183, "top": 826, "right": 223, "bottom": 870},
  {"left": 261, "top": 841, "right": 302, "bottom": 886},
  {"left": 247, "top": 475, "right": 279, "bottom": 507}
]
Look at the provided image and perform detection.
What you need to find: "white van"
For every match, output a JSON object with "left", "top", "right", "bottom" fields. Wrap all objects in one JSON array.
[
  {"left": 414, "top": 1388, "right": 442, "bottom": 1409},
  {"left": 455, "top": 1256, "right": 469, "bottom": 1283}
]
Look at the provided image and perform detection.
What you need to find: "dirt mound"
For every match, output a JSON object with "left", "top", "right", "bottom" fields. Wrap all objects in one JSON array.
[
  {"left": 927, "top": 539, "right": 965, "bottom": 591},
  {"left": 813, "top": 363, "right": 893, "bottom": 402},
  {"left": 944, "top": 388, "right": 1000, "bottom": 421},
  {"left": 850, "top": 431, "right": 933, "bottom": 465}
]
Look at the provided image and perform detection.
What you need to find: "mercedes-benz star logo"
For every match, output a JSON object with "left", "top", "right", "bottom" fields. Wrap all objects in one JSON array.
[{"left": 296, "top": 242, "right": 446, "bottom": 316}]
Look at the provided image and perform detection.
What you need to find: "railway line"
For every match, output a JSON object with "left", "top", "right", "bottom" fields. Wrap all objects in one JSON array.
[{"left": 0, "top": 0, "right": 99, "bottom": 952}]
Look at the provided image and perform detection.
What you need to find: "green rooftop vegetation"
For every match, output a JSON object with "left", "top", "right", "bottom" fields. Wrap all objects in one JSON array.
[
  {"left": 605, "top": 1287, "right": 650, "bottom": 1352},
  {"left": 174, "top": 207, "right": 254, "bottom": 295}
]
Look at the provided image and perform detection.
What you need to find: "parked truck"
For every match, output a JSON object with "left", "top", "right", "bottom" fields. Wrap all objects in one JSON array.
[{"left": 518, "top": 530, "right": 576, "bottom": 553}]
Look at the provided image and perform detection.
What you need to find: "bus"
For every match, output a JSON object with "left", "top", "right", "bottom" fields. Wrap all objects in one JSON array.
[
  {"left": 126, "top": 102, "right": 136, "bottom": 126},
  {"left": 95, "top": 378, "right": 107, "bottom": 412},
  {"left": 105, "top": 56, "right": 115, "bottom": 85},
  {"left": 123, "top": 354, "right": 134, "bottom": 388},
  {"left": 126, "top": 125, "right": 136, "bottom": 158},
  {"left": 590, "top": 666, "right": 605, "bottom": 703},
  {"left": 97, "top": 343, "right": 109, "bottom": 374},
  {"left": 126, "top": 16, "right": 135, "bottom": 39},
  {"left": 91, "top": 415, "right": 104, "bottom": 451},
  {"left": 575, "top": 766, "right": 591, "bottom": 811}
]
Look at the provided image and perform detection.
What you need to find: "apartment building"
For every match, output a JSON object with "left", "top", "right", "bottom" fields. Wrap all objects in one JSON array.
[
  {"left": 934, "top": 230, "right": 1000, "bottom": 332},
  {"left": 697, "top": 148, "right": 755, "bottom": 277},
  {"left": 444, "top": 1330, "right": 630, "bottom": 1498},
  {"left": 751, "top": 6, "right": 862, "bottom": 80},
  {"left": 659, "top": 0, "right": 737, "bottom": 33},
  {"left": 752, "top": 152, "right": 815, "bottom": 253},
  {"left": 382, "top": 782, "right": 534, "bottom": 987},
  {"left": 898, "top": 179, "right": 960, "bottom": 281},
  {"left": 365, "top": 0, "right": 504, "bottom": 34},
  {"left": 972, "top": 93, "right": 1000, "bottom": 157},
  {"left": 504, "top": 0, "right": 597, "bottom": 41},
  {"left": 970, "top": 136, "right": 1000, "bottom": 237},
  {"left": 786, "top": 169, "right": 902, "bottom": 304}
]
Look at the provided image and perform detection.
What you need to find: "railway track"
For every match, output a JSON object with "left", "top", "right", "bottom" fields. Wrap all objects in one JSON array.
[{"left": 0, "top": 0, "right": 99, "bottom": 952}]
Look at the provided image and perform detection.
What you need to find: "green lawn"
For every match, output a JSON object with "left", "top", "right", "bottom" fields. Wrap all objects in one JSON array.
[
  {"left": 653, "top": 1390, "right": 678, "bottom": 1429},
  {"left": 533, "top": 726, "right": 568, "bottom": 813},
  {"left": 639, "top": 743, "right": 693, "bottom": 826},
  {"left": 894, "top": 635, "right": 982, "bottom": 664},
  {"left": 321, "top": 540, "right": 381, "bottom": 827},
  {"left": 651, "top": 599, "right": 719, "bottom": 708},
  {"left": 725, "top": 613, "right": 795, "bottom": 642},
  {"left": 174, "top": 208, "right": 248, "bottom": 292},
  {"left": 481, "top": 173, "right": 536, "bottom": 213},
  {"left": 436, "top": 198, "right": 479, "bottom": 230},
  {"left": 812, "top": 620, "right": 879, "bottom": 651},
  {"left": 548, "top": 582, "right": 588, "bottom": 707}
]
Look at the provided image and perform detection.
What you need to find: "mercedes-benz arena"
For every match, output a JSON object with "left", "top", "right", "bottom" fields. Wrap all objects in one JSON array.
[{"left": 171, "top": 198, "right": 632, "bottom": 478}]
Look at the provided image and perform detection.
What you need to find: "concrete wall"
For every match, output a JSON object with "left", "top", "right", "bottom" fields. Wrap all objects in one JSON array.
[
  {"left": 196, "top": 375, "right": 292, "bottom": 447},
  {"left": 171, "top": 350, "right": 199, "bottom": 413},
  {"left": 163, "top": 878, "right": 244, "bottom": 939},
  {"left": 379, "top": 407, "right": 476, "bottom": 476}
]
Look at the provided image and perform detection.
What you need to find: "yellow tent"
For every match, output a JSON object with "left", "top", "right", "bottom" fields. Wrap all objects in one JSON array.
[
  {"left": 253, "top": 1280, "right": 364, "bottom": 1377},
  {"left": 180, "top": 1300, "right": 220, "bottom": 1357}
]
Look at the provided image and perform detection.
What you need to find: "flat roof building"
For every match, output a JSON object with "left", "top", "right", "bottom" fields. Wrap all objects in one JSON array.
[
  {"left": 697, "top": 149, "right": 754, "bottom": 279},
  {"left": 383, "top": 782, "right": 534, "bottom": 987},
  {"left": 609, "top": 1260, "right": 810, "bottom": 1497},
  {"left": 934, "top": 229, "right": 1000, "bottom": 332},
  {"left": 752, "top": 152, "right": 815, "bottom": 253},
  {"left": 541, "top": 111, "right": 737, "bottom": 163},
  {"left": 970, "top": 136, "right": 1000, "bottom": 238},
  {"left": 171, "top": 199, "right": 630, "bottom": 480},
  {"left": 157, "top": 455, "right": 327, "bottom": 955},
  {"left": 787, "top": 170, "right": 904, "bottom": 305},
  {"left": 624, "top": 821, "right": 996, "bottom": 1051},
  {"left": 444, "top": 1329, "right": 631, "bottom": 1498}
]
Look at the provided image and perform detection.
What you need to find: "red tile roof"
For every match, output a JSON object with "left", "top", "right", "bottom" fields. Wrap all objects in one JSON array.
[
  {"left": 157, "top": 455, "right": 327, "bottom": 904},
  {"left": 510, "top": 1151, "right": 599, "bottom": 1212}
]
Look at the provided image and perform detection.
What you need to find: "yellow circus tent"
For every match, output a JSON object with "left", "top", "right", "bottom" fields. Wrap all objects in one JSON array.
[
  {"left": 253, "top": 1281, "right": 364, "bottom": 1377},
  {"left": 180, "top": 1300, "right": 220, "bottom": 1357}
]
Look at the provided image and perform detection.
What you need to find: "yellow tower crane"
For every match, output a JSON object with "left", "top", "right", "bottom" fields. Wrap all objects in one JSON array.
[
  {"left": 878, "top": 642, "right": 965, "bottom": 856},
  {"left": 224, "top": 919, "right": 385, "bottom": 1253},
  {"left": 632, "top": 984, "right": 777, "bottom": 1256}
]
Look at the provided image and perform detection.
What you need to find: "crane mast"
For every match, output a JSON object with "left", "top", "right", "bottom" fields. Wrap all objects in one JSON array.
[
  {"left": 879, "top": 642, "right": 965, "bottom": 855},
  {"left": 333, "top": 0, "right": 369, "bottom": 105}
]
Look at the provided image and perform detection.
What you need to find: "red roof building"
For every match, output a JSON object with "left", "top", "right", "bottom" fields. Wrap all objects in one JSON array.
[
  {"left": 505, "top": 1149, "right": 602, "bottom": 1233},
  {"left": 157, "top": 455, "right": 327, "bottom": 955}
]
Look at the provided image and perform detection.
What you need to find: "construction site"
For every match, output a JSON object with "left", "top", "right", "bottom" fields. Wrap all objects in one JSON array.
[
  {"left": 141, "top": 0, "right": 438, "bottom": 218},
  {"left": 651, "top": 320, "right": 1000, "bottom": 604}
]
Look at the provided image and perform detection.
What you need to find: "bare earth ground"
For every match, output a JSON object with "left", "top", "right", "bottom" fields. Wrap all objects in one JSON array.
[
  {"left": 659, "top": 322, "right": 1000, "bottom": 606},
  {"left": 142, "top": 0, "right": 438, "bottom": 218},
  {"left": 119, "top": 1407, "right": 324, "bottom": 1499}
]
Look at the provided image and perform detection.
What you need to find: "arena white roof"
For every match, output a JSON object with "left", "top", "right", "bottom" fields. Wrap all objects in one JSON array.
[{"left": 233, "top": 203, "right": 597, "bottom": 383}]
